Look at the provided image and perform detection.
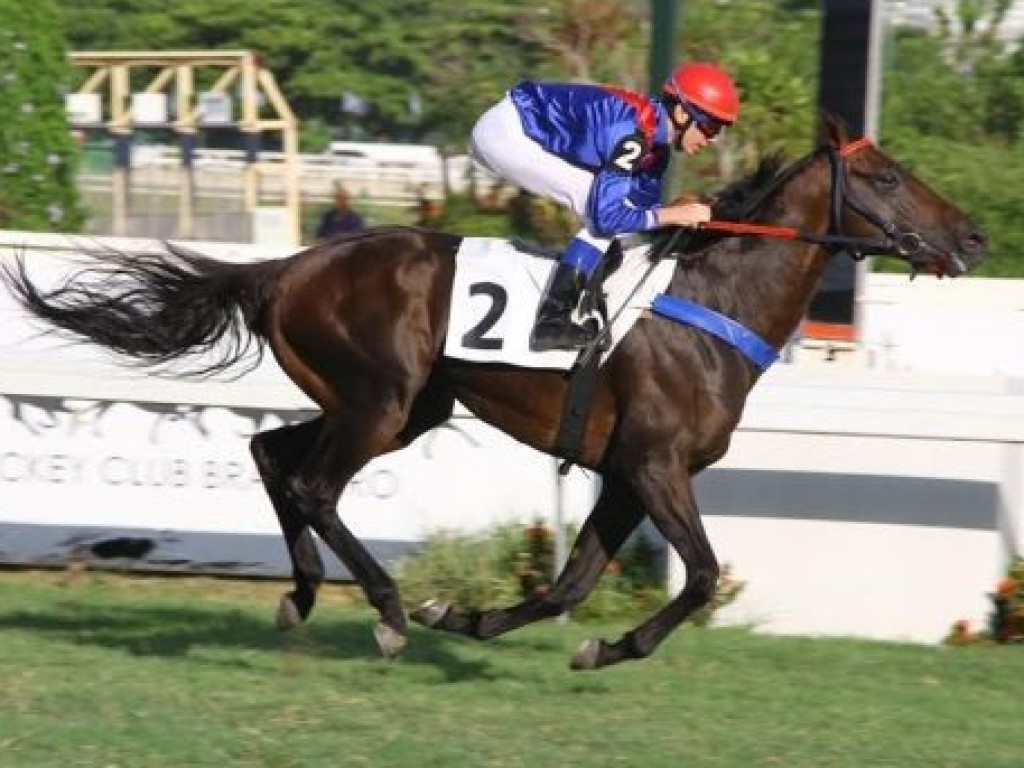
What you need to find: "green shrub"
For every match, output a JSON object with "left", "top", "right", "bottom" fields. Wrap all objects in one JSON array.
[
  {"left": 990, "top": 557, "right": 1024, "bottom": 643},
  {"left": 396, "top": 521, "right": 746, "bottom": 624},
  {"left": 946, "top": 556, "right": 1024, "bottom": 646},
  {"left": 0, "top": 0, "right": 83, "bottom": 232},
  {"left": 429, "top": 192, "right": 512, "bottom": 238},
  {"left": 571, "top": 531, "right": 667, "bottom": 621},
  {"left": 395, "top": 524, "right": 524, "bottom": 609}
]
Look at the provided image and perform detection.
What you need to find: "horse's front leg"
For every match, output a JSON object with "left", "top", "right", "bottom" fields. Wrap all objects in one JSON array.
[
  {"left": 411, "top": 475, "right": 644, "bottom": 639},
  {"left": 572, "top": 457, "right": 718, "bottom": 670}
]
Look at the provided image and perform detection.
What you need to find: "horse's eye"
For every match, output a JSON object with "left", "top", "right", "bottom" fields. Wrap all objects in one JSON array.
[{"left": 875, "top": 169, "right": 901, "bottom": 191}]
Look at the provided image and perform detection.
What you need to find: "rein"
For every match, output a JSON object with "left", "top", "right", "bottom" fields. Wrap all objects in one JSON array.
[
  {"left": 700, "top": 137, "right": 935, "bottom": 269},
  {"left": 698, "top": 218, "right": 896, "bottom": 254}
]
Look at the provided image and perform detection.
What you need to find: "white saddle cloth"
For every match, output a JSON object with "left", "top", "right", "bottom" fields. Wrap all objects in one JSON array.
[{"left": 444, "top": 237, "right": 676, "bottom": 370}]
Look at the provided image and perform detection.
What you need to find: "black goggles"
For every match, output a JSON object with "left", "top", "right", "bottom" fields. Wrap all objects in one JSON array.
[{"left": 681, "top": 101, "right": 727, "bottom": 140}]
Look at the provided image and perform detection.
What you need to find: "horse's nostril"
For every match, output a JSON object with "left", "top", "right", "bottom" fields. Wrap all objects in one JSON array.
[{"left": 963, "top": 230, "right": 987, "bottom": 253}]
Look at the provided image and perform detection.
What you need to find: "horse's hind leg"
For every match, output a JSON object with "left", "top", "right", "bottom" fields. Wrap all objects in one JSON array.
[
  {"left": 412, "top": 475, "right": 644, "bottom": 639},
  {"left": 249, "top": 417, "right": 327, "bottom": 629},
  {"left": 281, "top": 408, "right": 435, "bottom": 659},
  {"left": 251, "top": 411, "right": 408, "bottom": 657},
  {"left": 253, "top": 366, "right": 454, "bottom": 635}
]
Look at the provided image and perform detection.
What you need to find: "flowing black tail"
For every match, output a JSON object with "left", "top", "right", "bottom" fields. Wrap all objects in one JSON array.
[{"left": 2, "top": 243, "right": 288, "bottom": 377}]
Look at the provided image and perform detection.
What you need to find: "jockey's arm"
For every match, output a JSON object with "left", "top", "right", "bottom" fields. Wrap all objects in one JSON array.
[
  {"left": 587, "top": 168, "right": 711, "bottom": 235},
  {"left": 586, "top": 169, "right": 662, "bottom": 236}
]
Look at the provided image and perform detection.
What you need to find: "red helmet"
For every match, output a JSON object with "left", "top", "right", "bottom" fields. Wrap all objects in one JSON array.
[{"left": 663, "top": 63, "right": 740, "bottom": 124}]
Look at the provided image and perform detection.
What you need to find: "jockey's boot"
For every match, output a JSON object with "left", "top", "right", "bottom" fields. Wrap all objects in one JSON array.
[{"left": 530, "top": 262, "right": 599, "bottom": 352}]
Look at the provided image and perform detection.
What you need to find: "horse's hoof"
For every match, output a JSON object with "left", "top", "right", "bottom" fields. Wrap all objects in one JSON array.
[
  {"left": 373, "top": 622, "right": 407, "bottom": 660},
  {"left": 275, "top": 594, "right": 303, "bottom": 630},
  {"left": 570, "top": 638, "right": 602, "bottom": 670},
  {"left": 410, "top": 598, "right": 450, "bottom": 628}
]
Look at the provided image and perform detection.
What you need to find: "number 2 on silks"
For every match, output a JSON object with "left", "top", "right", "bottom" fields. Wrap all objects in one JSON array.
[
  {"left": 611, "top": 133, "right": 645, "bottom": 172},
  {"left": 461, "top": 281, "right": 507, "bottom": 350}
]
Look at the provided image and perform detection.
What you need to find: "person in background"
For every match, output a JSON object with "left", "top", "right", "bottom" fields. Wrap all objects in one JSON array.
[
  {"left": 315, "top": 184, "right": 366, "bottom": 242},
  {"left": 470, "top": 62, "right": 740, "bottom": 351}
]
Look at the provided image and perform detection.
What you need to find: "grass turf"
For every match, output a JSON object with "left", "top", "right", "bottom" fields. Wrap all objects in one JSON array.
[{"left": 0, "top": 569, "right": 1020, "bottom": 768}]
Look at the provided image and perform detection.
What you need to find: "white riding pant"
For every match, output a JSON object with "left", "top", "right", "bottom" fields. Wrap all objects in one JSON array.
[{"left": 470, "top": 95, "right": 610, "bottom": 258}]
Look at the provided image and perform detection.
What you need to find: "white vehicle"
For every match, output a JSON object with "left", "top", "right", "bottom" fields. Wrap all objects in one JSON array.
[
  {"left": 325, "top": 141, "right": 442, "bottom": 171},
  {"left": 322, "top": 141, "right": 490, "bottom": 195}
]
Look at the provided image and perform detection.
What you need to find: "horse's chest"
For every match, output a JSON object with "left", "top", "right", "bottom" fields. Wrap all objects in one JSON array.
[
  {"left": 690, "top": 410, "right": 739, "bottom": 459},
  {"left": 687, "top": 384, "right": 749, "bottom": 466}
]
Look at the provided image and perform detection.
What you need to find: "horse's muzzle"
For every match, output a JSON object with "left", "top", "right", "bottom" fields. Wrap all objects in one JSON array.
[{"left": 949, "top": 223, "right": 988, "bottom": 276}]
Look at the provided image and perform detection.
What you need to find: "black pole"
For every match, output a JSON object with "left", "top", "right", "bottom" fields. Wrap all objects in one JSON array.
[
  {"left": 817, "top": 0, "right": 876, "bottom": 138},
  {"left": 650, "top": 0, "right": 680, "bottom": 201},
  {"left": 807, "top": 0, "right": 879, "bottom": 336},
  {"left": 649, "top": 0, "right": 679, "bottom": 95}
]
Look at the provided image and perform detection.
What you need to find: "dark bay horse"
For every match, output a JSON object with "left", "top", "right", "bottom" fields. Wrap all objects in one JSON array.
[{"left": 2, "top": 118, "right": 986, "bottom": 669}]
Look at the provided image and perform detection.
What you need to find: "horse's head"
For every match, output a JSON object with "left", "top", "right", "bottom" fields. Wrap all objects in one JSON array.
[{"left": 821, "top": 115, "right": 987, "bottom": 277}]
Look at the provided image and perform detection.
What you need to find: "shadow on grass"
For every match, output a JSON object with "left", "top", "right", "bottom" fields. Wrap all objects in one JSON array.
[{"left": 0, "top": 599, "right": 581, "bottom": 681}]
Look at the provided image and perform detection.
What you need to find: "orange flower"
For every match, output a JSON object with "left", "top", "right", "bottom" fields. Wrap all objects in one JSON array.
[{"left": 996, "top": 578, "right": 1019, "bottom": 600}]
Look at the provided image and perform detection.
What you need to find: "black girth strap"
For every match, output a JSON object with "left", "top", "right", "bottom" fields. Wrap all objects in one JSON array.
[
  {"left": 551, "top": 230, "right": 689, "bottom": 474},
  {"left": 553, "top": 347, "right": 601, "bottom": 475},
  {"left": 552, "top": 241, "right": 620, "bottom": 473}
]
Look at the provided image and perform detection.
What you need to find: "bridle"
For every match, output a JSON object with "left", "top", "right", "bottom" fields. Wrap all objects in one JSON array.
[
  {"left": 825, "top": 138, "right": 929, "bottom": 265},
  {"left": 702, "top": 137, "right": 955, "bottom": 276}
]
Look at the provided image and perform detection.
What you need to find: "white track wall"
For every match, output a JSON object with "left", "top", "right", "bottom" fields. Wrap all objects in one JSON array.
[{"left": 0, "top": 230, "right": 1020, "bottom": 646}]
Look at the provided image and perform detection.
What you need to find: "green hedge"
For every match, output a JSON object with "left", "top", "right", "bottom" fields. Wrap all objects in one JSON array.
[
  {"left": 395, "top": 521, "right": 745, "bottom": 624},
  {"left": 0, "top": 0, "right": 82, "bottom": 232}
]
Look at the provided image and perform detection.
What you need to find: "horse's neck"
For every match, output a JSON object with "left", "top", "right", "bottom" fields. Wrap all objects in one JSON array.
[{"left": 672, "top": 155, "right": 835, "bottom": 349}]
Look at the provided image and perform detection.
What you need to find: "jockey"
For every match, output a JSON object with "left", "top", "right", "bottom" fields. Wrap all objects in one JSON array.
[{"left": 470, "top": 62, "right": 740, "bottom": 352}]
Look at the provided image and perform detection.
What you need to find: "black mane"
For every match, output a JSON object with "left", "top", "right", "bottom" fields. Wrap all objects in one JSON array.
[
  {"left": 711, "top": 152, "right": 791, "bottom": 222},
  {"left": 652, "top": 149, "right": 819, "bottom": 259}
]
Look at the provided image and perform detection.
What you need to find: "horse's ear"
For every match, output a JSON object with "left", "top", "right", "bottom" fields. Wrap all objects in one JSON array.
[{"left": 817, "top": 111, "right": 851, "bottom": 148}]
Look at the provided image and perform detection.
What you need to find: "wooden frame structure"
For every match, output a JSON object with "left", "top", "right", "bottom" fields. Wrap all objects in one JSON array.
[{"left": 70, "top": 50, "right": 300, "bottom": 246}]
